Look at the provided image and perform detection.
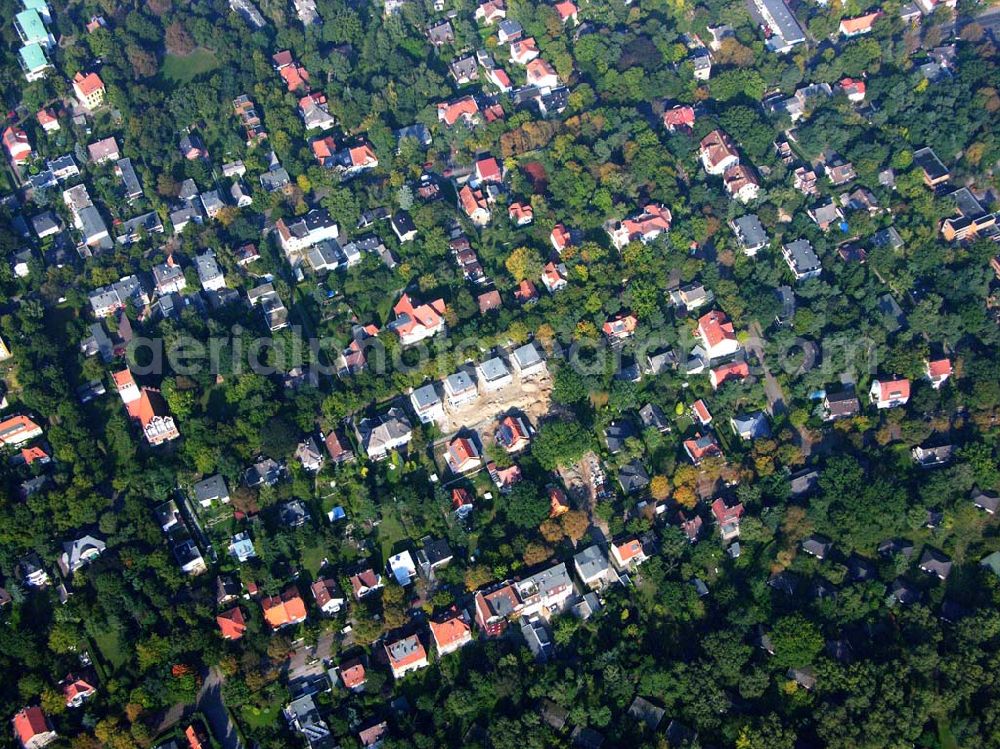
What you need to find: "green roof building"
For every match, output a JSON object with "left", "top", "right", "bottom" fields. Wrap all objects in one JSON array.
[
  {"left": 14, "top": 9, "right": 53, "bottom": 47},
  {"left": 18, "top": 43, "right": 50, "bottom": 80}
]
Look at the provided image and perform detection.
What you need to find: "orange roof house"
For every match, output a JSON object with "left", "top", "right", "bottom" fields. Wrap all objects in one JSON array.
[
  {"left": 447, "top": 436, "right": 482, "bottom": 474},
  {"left": 692, "top": 399, "right": 713, "bottom": 425},
  {"left": 508, "top": 202, "right": 533, "bottom": 225},
  {"left": 607, "top": 204, "right": 672, "bottom": 249},
  {"left": 19, "top": 446, "right": 50, "bottom": 465},
  {"left": 384, "top": 633, "right": 429, "bottom": 678},
  {"left": 458, "top": 184, "right": 491, "bottom": 226},
  {"left": 869, "top": 378, "right": 910, "bottom": 409},
  {"left": 391, "top": 293, "right": 446, "bottom": 345},
  {"left": 0, "top": 415, "right": 43, "bottom": 447},
  {"left": 36, "top": 109, "right": 59, "bottom": 131},
  {"left": 61, "top": 675, "right": 96, "bottom": 708},
  {"left": 72, "top": 72, "right": 105, "bottom": 108},
  {"left": 550, "top": 223, "right": 571, "bottom": 252},
  {"left": 525, "top": 58, "right": 559, "bottom": 88},
  {"left": 216, "top": 606, "right": 246, "bottom": 640},
  {"left": 554, "top": 0, "right": 578, "bottom": 23},
  {"left": 610, "top": 538, "right": 647, "bottom": 570},
  {"left": 279, "top": 64, "right": 311, "bottom": 92},
  {"left": 663, "top": 105, "right": 695, "bottom": 131},
  {"left": 510, "top": 37, "right": 539, "bottom": 64},
  {"left": 839, "top": 11, "right": 882, "bottom": 36},
  {"left": 437, "top": 96, "right": 480, "bottom": 126},
  {"left": 340, "top": 658, "right": 367, "bottom": 689},
  {"left": 710, "top": 360, "right": 750, "bottom": 389},
  {"left": 549, "top": 486, "right": 570, "bottom": 518},
  {"left": 12, "top": 706, "right": 56, "bottom": 748},
  {"left": 429, "top": 609, "right": 473, "bottom": 655},
  {"left": 925, "top": 358, "right": 952, "bottom": 388},
  {"left": 696, "top": 309, "right": 740, "bottom": 359},
  {"left": 602, "top": 314, "right": 638, "bottom": 340},
  {"left": 185, "top": 725, "right": 206, "bottom": 749},
  {"left": 261, "top": 586, "right": 307, "bottom": 629}
]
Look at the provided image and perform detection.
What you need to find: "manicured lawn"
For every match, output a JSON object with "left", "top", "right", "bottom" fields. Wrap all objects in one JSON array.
[
  {"left": 937, "top": 719, "right": 960, "bottom": 749},
  {"left": 161, "top": 48, "right": 219, "bottom": 85},
  {"left": 377, "top": 505, "right": 408, "bottom": 560},
  {"left": 300, "top": 539, "right": 328, "bottom": 575},
  {"left": 90, "top": 626, "right": 127, "bottom": 670},
  {"left": 241, "top": 703, "right": 281, "bottom": 730}
]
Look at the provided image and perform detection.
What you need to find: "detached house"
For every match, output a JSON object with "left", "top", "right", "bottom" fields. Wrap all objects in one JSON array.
[
  {"left": 12, "top": 706, "right": 56, "bottom": 749},
  {"left": 610, "top": 538, "right": 648, "bottom": 572},
  {"left": 475, "top": 0, "right": 506, "bottom": 24},
  {"left": 216, "top": 607, "right": 246, "bottom": 640},
  {"left": 602, "top": 314, "right": 638, "bottom": 341},
  {"left": 730, "top": 214, "right": 768, "bottom": 256},
  {"left": 410, "top": 383, "right": 445, "bottom": 425},
  {"left": 429, "top": 609, "right": 473, "bottom": 656},
  {"left": 276, "top": 209, "right": 339, "bottom": 254},
  {"left": 61, "top": 675, "right": 97, "bottom": 709},
  {"left": 356, "top": 407, "right": 413, "bottom": 460},
  {"left": 447, "top": 436, "right": 482, "bottom": 474},
  {"left": 261, "top": 586, "right": 308, "bottom": 630},
  {"left": 298, "top": 93, "right": 336, "bottom": 131},
  {"left": 510, "top": 37, "right": 540, "bottom": 65},
  {"left": 113, "top": 368, "right": 180, "bottom": 446},
  {"left": 0, "top": 415, "right": 43, "bottom": 447},
  {"left": 683, "top": 433, "right": 722, "bottom": 465},
  {"left": 458, "top": 184, "right": 491, "bottom": 226},
  {"left": 525, "top": 58, "right": 560, "bottom": 89},
  {"left": 925, "top": 358, "right": 952, "bottom": 389},
  {"left": 839, "top": 10, "right": 882, "bottom": 36},
  {"left": 711, "top": 498, "right": 744, "bottom": 541},
  {"left": 385, "top": 633, "right": 428, "bottom": 678},
  {"left": 437, "top": 96, "right": 480, "bottom": 127},
  {"left": 782, "top": 239, "right": 822, "bottom": 280},
  {"left": 606, "top": 204, "right": 672, "bottom": 249},
  {"left": 311, "top": 577, "right": 345, "bottom": 615},
  {"left": 663, "top": 105, "right": 695, "bottom": 132},
  {"left": 696, "top": 309, "right": 739, "bottom": 359},
  {"left": 722, "top": 164, "right": 759, "bottom": 203},
  {"left": 390, "top": 293, "right": 446, "bottom": 345},
  {"left": 72, "top": 71, "right": 104, "bottom": 109},
  {"left": 869, "top": 378, "right": 910, "bottom": 409},
  {"left": 699, "top": 130, "right": 740, "bottom": 175}
]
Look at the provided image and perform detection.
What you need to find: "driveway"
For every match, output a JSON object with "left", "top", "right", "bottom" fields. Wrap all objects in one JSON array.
[
  {"left": 197, "top": 667, "right": 245, "bottom": 749},
  {"left": 747, "top": 322, "right": 786, "bottom": 415}
]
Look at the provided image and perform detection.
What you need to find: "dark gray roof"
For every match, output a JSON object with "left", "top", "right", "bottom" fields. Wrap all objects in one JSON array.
[
  {"left": 618, "top": 460, "right": 649, "bottom": 494},
  {"left": 731, "top": 214, "right": 768, "bottom": 249},
  {"left": 193, "top": 474, "right": 229, "bottom": 503}
]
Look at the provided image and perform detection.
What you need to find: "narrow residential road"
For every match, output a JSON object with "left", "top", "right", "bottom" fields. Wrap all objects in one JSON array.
[
  {"left": 197, "top": 667, "right": 245, "bottom": 749},
  {"left": 747, "top": 322, "right": 786, "bottom": 416}
]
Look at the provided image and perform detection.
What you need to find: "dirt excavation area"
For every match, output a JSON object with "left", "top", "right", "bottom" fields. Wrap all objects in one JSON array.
[{"left": 437, "top": 370, "right": 554, "bottom": 437}]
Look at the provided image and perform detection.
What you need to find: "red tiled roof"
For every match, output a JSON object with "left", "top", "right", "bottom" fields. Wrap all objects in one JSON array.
[
  {"left": 549, "top": 486, "right": 569, "bottom": 517},
  {"left": 452, "top": 487, "right": 474, "bottom": 510},
  {"left": 614, "top": 538, "right": 644, "bottom": 563},
  {"left": 438, "top": 96, "right": 479, "bottom": 126},
  {"left": 550, "top": 223, "right": 571, "bottom": 249},
  {"left": 697, "top": 310, "right": 736, "bottom": 348},
  {"left": 216, "top": 606, "right": 246, "bottom": 640},
  {"left": 19, "top": 446, "right": 49, "bottom": 464},
  {"left": 340, "top": 658, "right": 366, "bottom": 688},
  {"left": 280, "top": 64, "right": 310, "bottom": 92},
  {"left": 349, "top": 144, "right": 377, "bottom": 167},
  {"left": 61, "top": 675, "right": 96, "bottom": 704},
  {"left": 699, "top": 129, "right": 739, "bottom": 170},
  {"left": 429, "top": 611, "right": 471, "bottom": 650},
  {"left": 73, "top": 71, "right": 104, "bottom": 96},
  {"left": 475, "top": 156, "right": 502, "bottom": 182},
  {"left": 261, "top": 587, "right": 307, "bottom": 628},
  {"left": 554, "top": 0, "right": 577, "bottom": 20},
  {"left": 692, "top": 399, "right": 712, "bottom": 424},
  {"left": 926, "top": 359, "right": 952, "bottom": 378},
  {"left": 393, "top": 294, "right": 446, "bottom": 336},
  {"left": 459, "top": 184, "right": 489, "bottom": 217},
  {"left": 711, "top": 497, "right": 744, "bottom": 523},
  {"left": 711, "top": 360, "right": 750, "bottom": 387},
  {"left": 311, "top": 136, "right": 336, "bottom": 160},
  {"left": 12, "top": 707, "right": 49, "bottom": 745},
  {"left": 663, "top": 105, "right": 695, "bottom": 128},
  {"left": 310, "top": 577, "right": 340, "bottom": 608},
  {"left": 509, "top": 202, "right": 533, "bottom": 222},
  {"left": 839, "top": 11, "right": 882, "bottom": 34},
  {"left": 515, "top": 278, "right": 538, "bottom": 302},
  {"left": 877, "top": 378, "right": 911, "bottom": 401},
  {"left": 449, "top": 437, "right": 479, "bottom": 468}
]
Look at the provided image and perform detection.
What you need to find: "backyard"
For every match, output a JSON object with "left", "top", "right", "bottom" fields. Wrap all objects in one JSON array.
[{"left": 161, "top": 47, "right": 220, "bottom": 86}]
